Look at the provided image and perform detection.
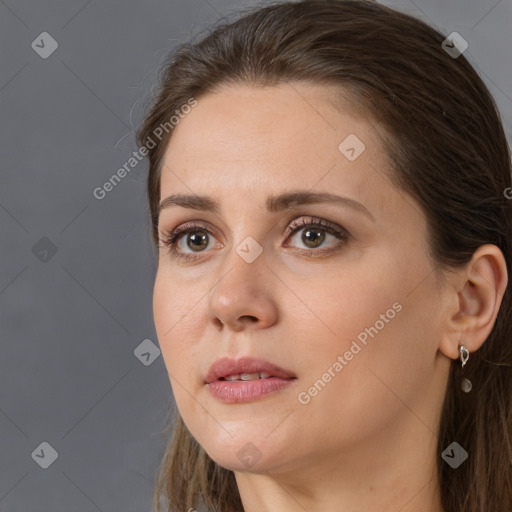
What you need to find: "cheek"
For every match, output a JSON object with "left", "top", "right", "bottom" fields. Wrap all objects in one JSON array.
[
  {"left": 294, "top": 303, "right": 431, "bottom": 448},
  {"left": 152, "top": 269, "right": 204, "bottom": 380},
  {"left": 297, "top": 269, "right": 397, "bottom": 355},
  {"left": 153, "top": 275, "right": 209, "bottom": 430},
  {"left": 296, "top": 261, "right": 433, "bottom": 393}
]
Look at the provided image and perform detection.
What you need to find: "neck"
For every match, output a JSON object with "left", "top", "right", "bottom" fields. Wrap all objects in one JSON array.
[{"left": 234, "top": 418, "right": 444, "bottom": 512}]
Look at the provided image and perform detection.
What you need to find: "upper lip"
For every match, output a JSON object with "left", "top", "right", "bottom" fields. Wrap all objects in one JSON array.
[{"left": 204, "top": 356, "right": 296, "bottom": 384}]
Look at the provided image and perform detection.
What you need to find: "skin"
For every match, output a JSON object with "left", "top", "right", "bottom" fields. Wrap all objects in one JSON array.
[{"left": 152, "top": 82, "right": 508, "bottom": 512}]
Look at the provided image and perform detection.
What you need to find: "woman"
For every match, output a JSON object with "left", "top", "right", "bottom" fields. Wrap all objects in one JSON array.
[{"left": 136, "top": 1, "right": 512, "bottom": 510}]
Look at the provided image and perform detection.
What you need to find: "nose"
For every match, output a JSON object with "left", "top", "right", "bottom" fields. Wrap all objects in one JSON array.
[{"left": 206, "top": 240, "right": 279, "bottom": 332}]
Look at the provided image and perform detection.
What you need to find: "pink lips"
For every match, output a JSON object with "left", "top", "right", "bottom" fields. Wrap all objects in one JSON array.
[{"left": 205, "top": 356, "right": 297, "bottom": 403}]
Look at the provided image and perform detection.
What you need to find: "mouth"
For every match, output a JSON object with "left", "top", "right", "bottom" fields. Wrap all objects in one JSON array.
[
  {"left": 205, "top": 356, "right": 297, "bottom": 403},
  {"left": 204, "top": 356, "right": 296, "bottom": 384}
]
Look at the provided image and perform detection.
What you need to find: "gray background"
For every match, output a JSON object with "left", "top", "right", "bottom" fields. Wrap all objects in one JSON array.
[{"left": 0, "top": 0, "right": 511, "bottom": 511}]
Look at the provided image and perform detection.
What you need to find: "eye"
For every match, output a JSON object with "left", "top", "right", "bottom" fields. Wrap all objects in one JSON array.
[
  {"left": 158, "top": 217, "right": 350, "bottom": 261},
  {"left": 158, "top": 221, "right": 220, "bottom": 261},
  {"left": 284, "top": 217, "right": 350, "bottom": 256}
]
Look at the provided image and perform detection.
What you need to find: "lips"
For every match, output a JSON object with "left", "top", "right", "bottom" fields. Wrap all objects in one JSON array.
[{"left": 204, "top": 356, "right": 296, "bottom": 384}]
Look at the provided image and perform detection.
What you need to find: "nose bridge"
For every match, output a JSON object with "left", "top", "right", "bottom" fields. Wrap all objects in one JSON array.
[
  {"left": 207, "top": 229, "right": 277, "bottom": 329},
  {"left": 216, "top": 232, "right": 267, "bottom": 299},
  {"left": 222, "top": 208, "right": 268, "bottom": 276}
]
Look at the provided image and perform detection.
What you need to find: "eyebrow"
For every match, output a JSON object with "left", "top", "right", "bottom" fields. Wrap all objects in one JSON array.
[{"left": 158, "top": 191, "right": 375, "bottom": 221}]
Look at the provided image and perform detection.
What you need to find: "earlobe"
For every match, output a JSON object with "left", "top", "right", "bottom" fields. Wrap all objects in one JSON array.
[{"left": 438, "top": 244, "right": 508, "bottom": 360}]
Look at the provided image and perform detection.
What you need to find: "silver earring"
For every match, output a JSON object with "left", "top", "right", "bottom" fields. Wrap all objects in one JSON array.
[{"left": 459, "top": 345, "right": 472, "bottom": 393}]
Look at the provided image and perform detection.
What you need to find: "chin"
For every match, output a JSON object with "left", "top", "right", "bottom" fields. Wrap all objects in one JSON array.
[
  {"left": 205, "top": 447, "right": 271, "bottom": 473},
  {"left": 197, "top": 432, "right": 293, "bottom": 475}
]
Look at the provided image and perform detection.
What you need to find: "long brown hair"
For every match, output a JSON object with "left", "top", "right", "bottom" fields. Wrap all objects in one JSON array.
[{"left": 136, "top": 1, "right": 512, "bottom": 510}]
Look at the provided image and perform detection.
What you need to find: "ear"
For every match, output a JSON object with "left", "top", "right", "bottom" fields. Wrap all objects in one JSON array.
[{"left": 438, "top": 244, "right": 508, "bottom": 360}]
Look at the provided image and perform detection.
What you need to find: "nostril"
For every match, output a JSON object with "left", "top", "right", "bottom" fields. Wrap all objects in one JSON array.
[{"left": 240, "top": 315, "right": 258, "bottom": 322}]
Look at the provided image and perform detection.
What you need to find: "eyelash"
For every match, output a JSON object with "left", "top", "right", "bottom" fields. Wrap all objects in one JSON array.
[{"left": 158, "top": 217, "right": 350, "bottom": 262}]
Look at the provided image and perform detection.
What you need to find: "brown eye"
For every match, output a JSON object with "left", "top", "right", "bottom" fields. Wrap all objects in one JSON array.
[
  {"left": 297, "top": 226, "right": 326, "bottom": 248},
  {"left": 158, "top": 223, "right": 220, "bottom": 261},
  {"left": 184, "top": 231, "right": 210, "bottom": 252},
  {"left": 284, "top": 217, "right": 350, "bottom": 254}
]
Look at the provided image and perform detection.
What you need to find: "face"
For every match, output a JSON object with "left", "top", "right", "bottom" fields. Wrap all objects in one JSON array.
[{"left": 153, "top": 82, "right": 449, "bottom": 475}]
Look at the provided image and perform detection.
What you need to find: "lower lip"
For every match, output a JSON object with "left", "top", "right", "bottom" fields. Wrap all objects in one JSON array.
[{"left": 206, "top": 377, "right": 295, "bottom": 403}]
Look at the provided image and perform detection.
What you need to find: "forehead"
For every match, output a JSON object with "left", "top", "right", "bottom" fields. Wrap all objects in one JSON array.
[{"left": 160, "top": 83, "right": 386, "bottom": 200}]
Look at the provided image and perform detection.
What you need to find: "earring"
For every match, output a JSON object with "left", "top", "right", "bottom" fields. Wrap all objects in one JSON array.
[{"left": 459, "top": 345, "right": 472, "bottom": 393}]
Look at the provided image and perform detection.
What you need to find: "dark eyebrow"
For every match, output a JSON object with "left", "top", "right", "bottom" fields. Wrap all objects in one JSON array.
[{"left": 158, "top": 191, "right": 374, "bottom": 221}]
